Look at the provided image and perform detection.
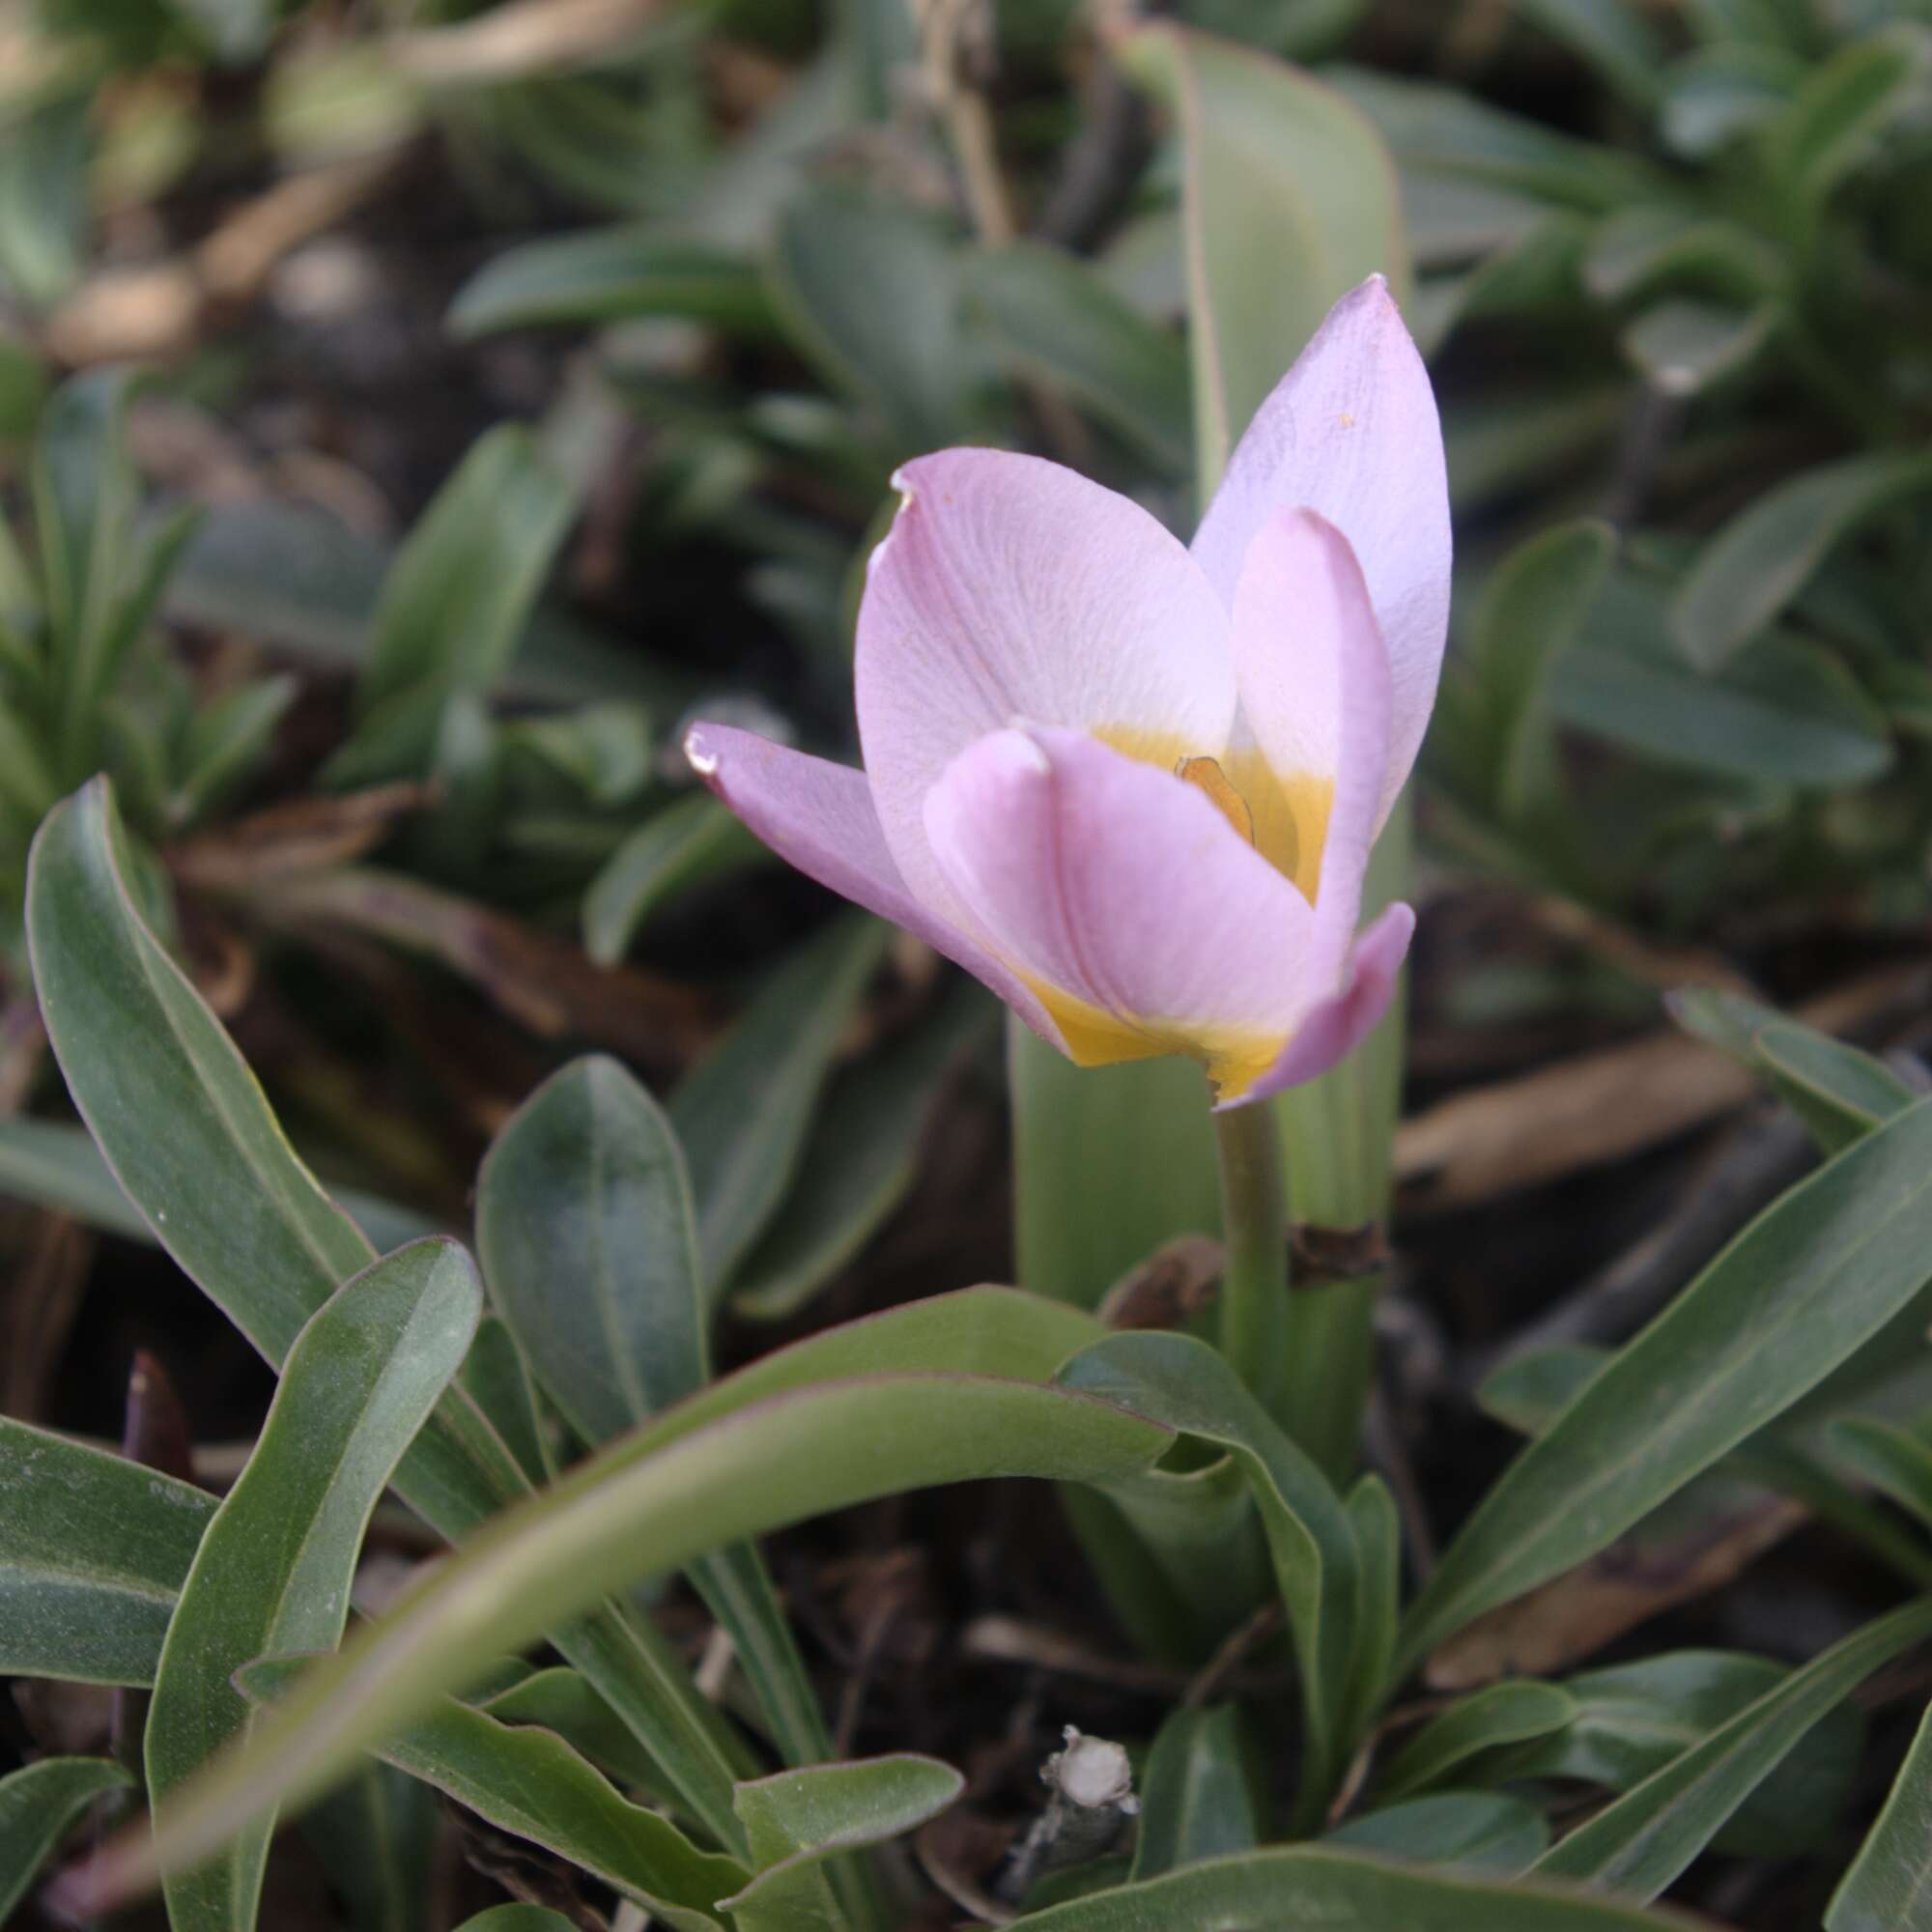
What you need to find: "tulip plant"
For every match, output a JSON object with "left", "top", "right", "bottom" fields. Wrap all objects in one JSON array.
[{"left": 12, "top": 10, "right": 1932, "bottom": 1932}]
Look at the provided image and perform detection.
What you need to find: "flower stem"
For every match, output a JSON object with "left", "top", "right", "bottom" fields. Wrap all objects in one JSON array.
[
  {"left": 1280, "top": 1271, "right": 1382, "bottom": 1491},
  {"left": 1214, "top": 1095, "right": 1290, "bottom": 1424}
]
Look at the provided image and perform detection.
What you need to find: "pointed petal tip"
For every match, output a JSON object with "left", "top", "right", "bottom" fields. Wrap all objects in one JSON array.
[{"left": 682, "top": 723, "right": 719, "bottom": 778}]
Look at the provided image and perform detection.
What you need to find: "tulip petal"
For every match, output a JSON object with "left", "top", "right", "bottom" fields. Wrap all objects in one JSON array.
[
  {"left": 683, "top": 723, "right": 1064, "bottom": 1044},
  {"left": 1232, "top": 901, "right": 1416, "bottom": 1110},
  {"left": 1230, "top": 510, "right": 1393, "bottom": 966},
  {"left": 1191, "top": 276, "right": 1449, "bottom": 811},
  {"left": 858, "top": 447, "right": 1237, "bottom": 931},
  {"left": 923, "top": 724, "right": 1314, "bottom": 1098}
]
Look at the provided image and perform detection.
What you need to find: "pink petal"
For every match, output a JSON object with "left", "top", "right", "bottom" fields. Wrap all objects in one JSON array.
[
  {"left": 923, "top": 725, "right": 1314, "bottom": 1094},
  {"left": 1230, "top": 509, "right": 1394, "bottom": 970},
  {"left": 1231, "top": 902, "right": 1416, "bottom": 1109},
  {"left": 1191, "top": 277, "right": 1449, "bottom": 810},
  {"left": 683, "top": 723, "right": 1064, "bottom": 1045},
  {"left": 857, "top": 447, "right": 1237, "bottom": 935}
]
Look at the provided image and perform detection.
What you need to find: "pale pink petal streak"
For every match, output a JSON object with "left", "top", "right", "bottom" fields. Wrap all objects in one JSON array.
[
  {"left": 683, "top": 723, "right": 1063, "bottom": 1045},
  {"left": 858, "top": 448, "right": 1237, "bottom": 932},
  {"left": 922, "top": 725, "right": 1312, "bottom": 1046},
  {"left": 1191, "top": 276, "right": 1449, "bottom": 819},
  {"left": 1231, "top": 509, "right": 1393, "bottom": 985},
  {"left": 1234, "top": 902, "right": 1415, "bottom": 1109}
]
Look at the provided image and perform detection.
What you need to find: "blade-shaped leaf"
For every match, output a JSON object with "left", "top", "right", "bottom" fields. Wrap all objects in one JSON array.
[
  {"left": 1827, "top": 1696, "right": 1932, "bottom": 1932},
  {"left": 1378, "top": 1682, "right": 1577, "bottom": 1800},
  {"left": 582, "top": 795, "right": 764, "bottom": 966},
  {"left": 68, "top": 1371, "right": 1169, "bottom": 1908},
  {"left": 242, "top": 1660, "right": 743, "bottom": 1930},
  {"left": 1325, "top": 1792, "right": 1548, "bottom": 1876},
  {"left": 1830, "top": 1418, "right": 1932, "bottom": 1533},
  {"left": 1400, "top": 1094, "right": 1932, "bottom": 1669},
  {"left": 0, "top": 1413, "right": 214, "bottom": 1686},
  {"left": 298, "top": 1766, "right": 437, "bottom": 1932},
  {"left": 455, "top": 1913, "right": 578, "bottom": 1932},
  {"left": 1006, "top": 1844, "right": 1698, "bottom": 1927},
  {"left": 477, "top": 1667, "right": 664, "bottom": 1795},
  {"left": 672, "top": 914, "right": 888, "bottom": 1292},
  {"left": 0, "top": 1757, "right": 133, "bottom": 1922},
  {"left": 146, "top": 1237, "right": 480, "bottom": 1932},
  {"left": 1131, "top": 1706, "right": 1264, "bottom": 1880},
  {"left": 1533, "top": 1597, "right": 1932, "bottom": 1897}
]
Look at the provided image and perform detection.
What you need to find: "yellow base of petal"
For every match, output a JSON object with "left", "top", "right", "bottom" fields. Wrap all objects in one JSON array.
[{"left": 1028, "top": 976, "right": 1284, "bottom": 1104}]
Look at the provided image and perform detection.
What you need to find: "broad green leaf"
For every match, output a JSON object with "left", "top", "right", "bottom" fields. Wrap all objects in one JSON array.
[
  {"left": 1557, "top": 568, "right": 1891, "bottom": 786},
  {"left": 458, "top": 1317, "right": 555, "bottom": 1487},
  {"left": 964, "top": 242, "right": 1191, "bottom": 470},
  {"left": 478, "top": 1056, "right": 837, "bottom": 1839},
  {"left": 1342, "top": 1476, "right": 1400, "bottom": 1735},
  {"left": 1009, "top": 1025, "right": 1220, "bottom": 1307},
  {"left": 1325, "top": 1792, "right": 1548, "bottom": 1875},
  {"left": 582, "top": 794, "right": 764, "bottom": 965},
  {"left": 1581, "top": 205, "right": 1782, "bottom": 305},
  {"left": 1669, "top": 451, "right": 1932, "bottom": 671},
  {"left": 1006, "top": 1844, "right": 1697, "bottom": 1927},
  {"left": 0, "top": 93, "right": 90, "bottom": 313},
  {"left": 1059, "top": 1332, "right": 1358, "bottom": 1806},
  {"left": 1511, "top": 0, "right": 1666, "bottom": 111},
  {"left": 672, "top": 914, "right": 888, "bottom": 1292},
  {"left": 0, "top": 1758, "right": 133, "bottom": 1922},
  {"left": 1764, "top": 25, "right": 1925, "bottom": 213},
  {"left": 1533, "top": 1597, "right": 1932, "bottom": 1896},
  {"left": 1469, "top": 518, "right": 1614, "bottom": 832},
  {"left": 0, "top": 1412, "right": 213, "bottom": 1687},
  {"left": 26, "top": 778, "right": 755, "bottom": 1854},
  {"left": 298, "top": 1767, "right": 436, "bottom": 1932},
  {"left": 478, "top": 1667, "right": 663, "bottom": 1795},
  {"left": 769, "top": 185, "right": 980, "bottom": 452},
  {"left": 1378, "top": 1682, "right": 1577, "bottom": 1800},
  {"left": 0, "top": 1116, "right": 439, "bottom": 1255},
  {"left": 724, "top": 1756, "right": 963, "bottom": 1931},
  {"left": 1132, "top": 1706, "right": 1264, "bottom": 1880},
  {"left": 1398, "top": 1094, "right": 1932, "bottom": 1669},
  {"left": 1621, "top": 298, "right": 1777, "bottom": 395},
  {"left": 169, "top": 0, "right": 275, "bottom": 62},
  {"left": 1476, "top": 1651, "right": 1863, "bottom": 1860},
  {"left": 87, "top": 1362, "right": 1167, "bottom": 1899},
  {"left": 347, "top": 424, "right": 578, "bottom": 736},
  {"left": 242, "top": 1661, "right": 744, "bottom": 1931},
  {"left": 1830, "top": 1418, "right": 1932, "bottom": 1532},
  {"left": 1667, "top": 987, "right": 1915, "bottom": 1152},
  {"left": 1660, "top": 43, "right": 1802, "bottom": 157},
  {"left": 1117, "top": 23, "right": 1406, "bottom": 491},
  {"left": 146, "top": 1238, "right": 480, "bottom": 1932},
  {"left": 455, "top": 1914, "right": 578, "bottom": 1932},
  {"left": 171, "top": 673, "right": 300, "bottom": 824},
  {"left": 731, "top": 979, "right": 993, "bottom": 1320},
  {"left": 448, "top": 233, "right": 774, "bottom": 339},
  {"left": 1828, "top": 1697, "right": 1932, "bottom": 1932}
]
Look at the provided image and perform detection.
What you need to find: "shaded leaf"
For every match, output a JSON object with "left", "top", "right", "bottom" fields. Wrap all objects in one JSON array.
[
  {"left": 1378, "top": 1682, "right": 1576, "bottom": 1800},
  {"left": 582, "top": 794, "right": 765, "bottom": 965},
  {"left": 1827, "top": 1697, "right": 1932, "bottom": 1932},
  {"left": 1132, "top": 1706, "right": 1264, "bottom": 1880},
  {"left": 1325, "top": 1792, "right": 1548, "bottom": 1876},
  {"left": 0, "top": 1757, "right": 133, "bottom": 1922}
]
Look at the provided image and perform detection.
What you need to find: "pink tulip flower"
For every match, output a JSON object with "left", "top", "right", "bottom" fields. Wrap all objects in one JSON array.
[{"left": 685, "top": 277, "right": 1449, "bottom": 1107}]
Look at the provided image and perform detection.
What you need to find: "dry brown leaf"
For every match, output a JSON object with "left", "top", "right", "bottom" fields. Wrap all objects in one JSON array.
[{"left": 170, "top": 783, "right": 436, "bottom": 890}]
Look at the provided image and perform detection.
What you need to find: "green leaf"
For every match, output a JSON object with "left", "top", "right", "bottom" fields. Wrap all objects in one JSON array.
[
  {"left": 1378, "top": 1683, "right": 1577, "bottom": 1801},
  {"left": 1510, "top": 0, "right": 1667, "bottom": 112},
  {"left": 1829, "top": 1418, "right": 1932, "bottom": 1532},
  {"left": 1669, "top": 451, "right": 1932, "bottom": 671},
  {"left": 0, "top": 1414, "right": 213, "bottom": 1686},
  {"left": 25, "top": 778, "right": 755, "bottom": 1855},
  {"left": 1398, "top": 1094, "right": 1932, "bottom": 1670},
  {"left": 1009, "top": 1026, "right": 1220, "bottom": 1308},
  {"left": 454, "top": 1912, "right": 579, "bottom": 1932},
  {"left": 1132, "top": 1706, "right": 1264, "bottom": 1880},
  {"left": 1005, "top": 1845, "right": 1698, "bottom": 1927},
  {"left": 1667, "top": 988, "right": 1915, "bottom": 1153},
  {"left": 724, "top": 1756, "right": 963, "bottom": 1931},
  {"left": 0, "top": 93, "right": 90, "bottom": 312},
  {"left": 0, "top": 1758, "right": 133, "bottom": 1923},
  {"left": 1469, "top": 518, "right": 1614, "bottom": 832},
  {"left": 477, "top": 1666, "right": 664, "bottom": 1795},
  {"left": 671, "top": 914, "right": 889, "bottom": 1293},
  {"left": 1660, "top": 43, "right": 1801, "bottom": 158},
  {"left": 171, "top": 673, "right": 300, "bottom": 825},
  {"left": 1581, "top": 206, "right": 1783, "bottom": 305},
  {"left": 1342, "top": 1476, "right": 1401, "bottom": 1736},
  {"left": 347, "top": 424, "right": 578, "bottom": 737},
  {"left": 1325, "top": 1792, "right": 1548, "bottom": 1876},
  {"left": 146, "top": 1237, "right": 480, "bottom": 1932},
  {"left": 1533, "top": 1597, "right": 1932, "bottom": 1897},
  {"left": 1828, "top": 1696, "right": 1932, "bottom": 1932},
  {"left": 242, "top": 1660, "right": 745, "bottom": 1930},
  {"left": 769, "top": 185, "right": 979, "bottom": 452},
  {"left": 1556, "top": 568, "right": 1891, "bottom": 787},
  {"left": 964, "top": 242, "right": 1191, "bottom": 470},
  {"left": 448, "top": 232, "right": 774, "bottom": 339},
  {"left": 731, "top": 980, "right": 994, "bottom": 1321},
  {"left": 478, "top": 1055, "right": 836, "bottom": 1819},
  {"left": 88, "top": 1293, "right": 1157, "bottom": 1900},
  {"left": 1059, "top": 1331, "right": 1358, "bottom": 1807},
  {"left": 582, "top": 793, "right": 764, "bottom": 965},
  {"left": 1117, "top": 23, "right": 1406, "bottom": 493},
  {"left": 1764, "top": 26, "right": 1925, "bottom": 213},
  {"left": 1620, "top": 298, "right": 1777, "bottom": 396},
  {"left": 298, "top": 1766, "right": 437, "bottom": 1932}
]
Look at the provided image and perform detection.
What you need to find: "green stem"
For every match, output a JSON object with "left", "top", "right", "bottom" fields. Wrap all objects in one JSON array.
[
  {"left": 1214, "top": 1095, "right": 1290, "bottom": 1424},
  {"left": 1281, "top": 1272, "right": 1383, "bottom": 1492}
]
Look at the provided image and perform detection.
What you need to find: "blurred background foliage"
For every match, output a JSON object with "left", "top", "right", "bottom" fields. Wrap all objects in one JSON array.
[{"left": 3, "top": 0, "right": 1932, "bottom": 1283}]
